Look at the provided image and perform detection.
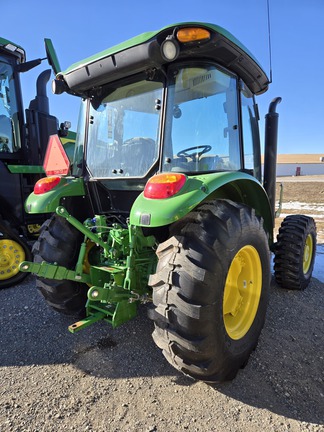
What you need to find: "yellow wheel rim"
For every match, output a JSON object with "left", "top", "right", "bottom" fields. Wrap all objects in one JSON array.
[
  {"left": 0, "top": 239, "right": 26, "bottom": 280},
  {"left": 82, "top": 241, "right": 99, "bottom": 286},
  {"left": 223, "top": 245, "right": 262, "bottom": 340},
  {"left": 82, "top": 240, "right": 95, "bottom": 274},
  {"left": 303, "top": 234, "right": 313, "bottom": 274}
]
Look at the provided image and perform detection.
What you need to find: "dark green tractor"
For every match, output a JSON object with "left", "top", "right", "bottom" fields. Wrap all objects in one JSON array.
[
  {"left": 0, "top": 37, "right": 75, "bottom": 288},
  {"left": 20, "top": 23, "right": 316, "bottom": 382}
]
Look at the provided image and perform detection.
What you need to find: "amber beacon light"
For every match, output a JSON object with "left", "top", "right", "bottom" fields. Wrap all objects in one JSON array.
[{"left": 176, "top": 27, "right": 211, "bottom": 43}]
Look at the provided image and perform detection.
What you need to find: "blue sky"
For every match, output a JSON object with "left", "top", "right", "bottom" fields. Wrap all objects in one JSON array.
[{"left": 2, "top": 0, "right": 323, "bottom": 154}]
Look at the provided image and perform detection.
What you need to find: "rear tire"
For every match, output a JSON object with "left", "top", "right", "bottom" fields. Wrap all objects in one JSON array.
[
  {"left": 33, "top": 214, "right": 88, "bottom": 317},
  {"left": 149, "top": 200, "right": 270, "bottom": 383},
  {"left": 274, "top": 215, "right": 316, "bottom": 290}
]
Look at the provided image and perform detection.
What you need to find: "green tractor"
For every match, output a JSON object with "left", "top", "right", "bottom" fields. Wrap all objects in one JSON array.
[
  {"left": 20, "top": 23, "right": 316, "bottom": 382},
  {"left": 0, "top": 37, "right": 74, "bottom": 288}
]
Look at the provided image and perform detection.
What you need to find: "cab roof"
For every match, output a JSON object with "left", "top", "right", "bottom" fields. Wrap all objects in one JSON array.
[
  {"left": 0, "top": 37, "right": 25, "bottom": 63},
  {"left": 58, "top": 22, "right": 269, "bottom": 96}
]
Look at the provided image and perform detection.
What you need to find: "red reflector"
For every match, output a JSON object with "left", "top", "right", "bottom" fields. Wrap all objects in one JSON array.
[
  {"left": 144, "top": 173, "right": 186, "bottom": 199},
  {"left": 34, "top": 176, "right": 61, "bottom": 195},
  {"left": 43, "top": 134, "right": 70, "bottom": 176}
]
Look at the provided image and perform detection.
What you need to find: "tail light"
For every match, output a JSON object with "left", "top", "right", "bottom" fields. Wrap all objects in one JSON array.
[
  {"left": 34, "top": 176, "right": 61, "bottom": 195},
  {"left": 144, "top": 173, "right": 186, "bottom": 199}
]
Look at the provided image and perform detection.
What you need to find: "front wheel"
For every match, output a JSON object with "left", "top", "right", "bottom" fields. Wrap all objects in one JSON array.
[
  {"left": 0, "top": 235, "right": 32, "bottom": 289},
  {"left": 149, "top": 200, "right": 270, "bottom": 383},
  {"left": 274, "top": 215, "right": 316, "bottom": 290}
]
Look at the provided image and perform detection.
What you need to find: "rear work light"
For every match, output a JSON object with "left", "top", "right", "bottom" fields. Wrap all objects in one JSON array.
[
  {"left": 34, "top": 176, "right": 61, "bottom": 195},
  {"left": 161, "top": 27, "right": 211, "bottom": 63},
  {"left": 176, "top": 28, "right": 211, "bottom": 43},
  {"left": 144, "top": 173, "right": 186, "bottom": 199},
  {"left": 161, "top": 36, "right": 180, "bottom": 61}
]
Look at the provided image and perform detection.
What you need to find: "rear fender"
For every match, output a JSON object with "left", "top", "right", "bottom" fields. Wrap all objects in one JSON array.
[
  {"left": 130, "top": 172, "right": 274, "bottom": 243},
  {"left": 25, "top": 176, "right": 85, "bottom": 214}
]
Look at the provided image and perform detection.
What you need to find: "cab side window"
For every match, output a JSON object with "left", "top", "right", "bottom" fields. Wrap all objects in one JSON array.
[
  {"left": 163, "top": 64, "right": 241, "bottom": 173},
  {"left": 240, "top": 82, "right": 261, "bottom": 180},
  {"left": 0, "top": 58, "right": 21, "bottom": 153}
]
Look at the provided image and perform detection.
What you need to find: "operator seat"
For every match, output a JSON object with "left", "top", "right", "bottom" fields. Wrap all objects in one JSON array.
[
  {"left": 0, "top": 115, "right": 12, "bottom": 152},
  {"left": 122, "top": 137, "right": 156, "bottom": 176}
]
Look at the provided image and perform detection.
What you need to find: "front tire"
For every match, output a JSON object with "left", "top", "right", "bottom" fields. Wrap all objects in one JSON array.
[
  {"left": 33, "top": 214, "right": 88, "bottom": 317},
  {"left": 0, "top": 235, "right": 32, "bottom": 289},
  {"left": 274, "top": 215, "right": 316, "bottom": 290},
  {"left": 149, "top": 200, "right": 270, "bottom": 383}
]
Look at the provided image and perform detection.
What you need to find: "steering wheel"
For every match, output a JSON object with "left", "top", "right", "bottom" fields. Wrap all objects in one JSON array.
[{"left": 177, "top": 145, "right": 212, "bottom": 161}]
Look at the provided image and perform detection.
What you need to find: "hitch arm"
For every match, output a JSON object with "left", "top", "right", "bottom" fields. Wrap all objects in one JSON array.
[
  {"left": 56, "top": 206, "right": 110, "bottom": 252},
  {"left": 19, "top": 260, "right": 91, "bottom": 283}
]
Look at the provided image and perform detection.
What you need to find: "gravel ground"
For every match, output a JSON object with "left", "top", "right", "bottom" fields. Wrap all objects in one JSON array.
[
  {"left": 0, "top": 271, "right": 323, "bottom": 432},
  {"left": 1, "top": 177, "right": 323, "bottom": 432}
]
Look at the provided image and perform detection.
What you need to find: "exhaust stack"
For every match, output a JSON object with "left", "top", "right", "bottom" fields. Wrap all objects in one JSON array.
[{"left": 263, "top": 97, "right": 282, "bottom": 223}]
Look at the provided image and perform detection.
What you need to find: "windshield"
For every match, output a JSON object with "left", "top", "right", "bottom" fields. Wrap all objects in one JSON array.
[
  {"left": 86, "top": 77, "right": 163, "bottom": 178},
  {"left": 0, "top": 56, "right": 21, "bottom": 153},
  {"left": 162, "top": 64, "right": 240, "bottom": 173}
]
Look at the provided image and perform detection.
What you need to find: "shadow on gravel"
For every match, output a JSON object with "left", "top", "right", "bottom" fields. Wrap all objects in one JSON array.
[
  {"left": 0, "top": 275, "right": 323, "bottom": 425},
  {"left": 213, "top": 277, "right": 324, "bottom": 425},
  {"left": 0, "top": 276, "right": 177, "bottom": 377}
]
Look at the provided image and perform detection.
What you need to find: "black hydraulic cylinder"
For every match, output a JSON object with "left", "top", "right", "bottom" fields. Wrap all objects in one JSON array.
[{"left": 263, "top": 97, "right": 282, "bottom": 224}]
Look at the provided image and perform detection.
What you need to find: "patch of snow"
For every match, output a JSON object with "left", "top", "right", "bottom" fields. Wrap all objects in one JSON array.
[
  {"left": 313, "top": 244, "right": 324, "bottom": 282},
  {"left": 281, "top": 202, "right": 324, "bottom": 212}
]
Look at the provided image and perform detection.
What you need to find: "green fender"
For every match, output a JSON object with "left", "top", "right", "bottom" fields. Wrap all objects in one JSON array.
[
  {"left": 25, "top": 177, "right": 85, "bottom": 214},
  {"left": 130, "top": 172, "right": 274, "bottom": 243}
]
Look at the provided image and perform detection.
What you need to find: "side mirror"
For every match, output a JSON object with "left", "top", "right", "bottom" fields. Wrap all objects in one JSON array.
[
  {"left": 44, "top": 38, "right": 61, "bottom": 76},
  {"left": 16, "top": 58, "right": 42, "bottom": 73}
]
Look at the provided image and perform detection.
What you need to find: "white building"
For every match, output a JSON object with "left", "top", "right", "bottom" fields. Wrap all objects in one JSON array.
[{"left": 262, "top": 154, "right": 324, "bottom": 177}]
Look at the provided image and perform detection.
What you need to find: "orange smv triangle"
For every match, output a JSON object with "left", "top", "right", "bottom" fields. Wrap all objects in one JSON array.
[{"left": 43, "top": 134, "right": 70, "bottom": 176}]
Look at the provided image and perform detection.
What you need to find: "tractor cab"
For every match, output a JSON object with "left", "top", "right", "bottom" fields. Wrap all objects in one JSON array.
[
  {"left": 41, "top": 23, "right": 268, "bottom": 227},
  {"left": 0, "top": 39, "right": 25, "bottom": 157},
  {"left": 0, "top": 37, "right": 58, "bottom": 164},
  {"left": 74, "top": 64, "right": 259, "bottom": 179}
]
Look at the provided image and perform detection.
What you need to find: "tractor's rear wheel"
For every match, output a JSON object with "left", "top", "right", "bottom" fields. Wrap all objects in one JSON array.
[
  {"left": 0, "top": 235, "right": 32, "bottom": 289},
  {"left": 149, "top": 200, "right": 270, "bottom": 383},
  {"left": 274, "top": 215, "right": 316, "bottom": 290},
  {"left": 33, "top": 214, "right": 88, "bottom": 317}
]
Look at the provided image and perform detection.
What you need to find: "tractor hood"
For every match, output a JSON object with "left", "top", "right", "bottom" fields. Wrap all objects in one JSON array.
[{"left": 54, "top": 22, "right": 269, "bottom": 96}]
